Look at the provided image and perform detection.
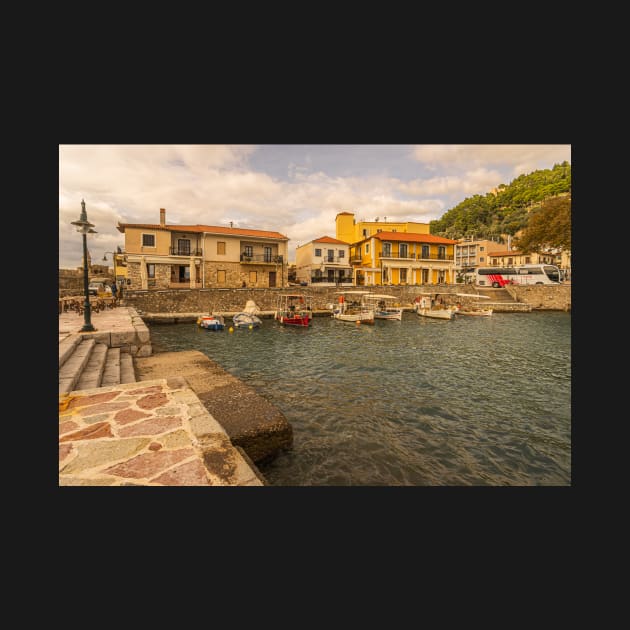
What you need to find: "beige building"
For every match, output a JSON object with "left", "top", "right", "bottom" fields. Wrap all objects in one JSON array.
[
  {"left": 117, "top": 208, "right": 289, "bottom": 290},
  {"left": 295, "top": 236, "right": 353, "bottom": 286},
  {"left": 455, "top": 238, "right": 504, "bottom": 270}
]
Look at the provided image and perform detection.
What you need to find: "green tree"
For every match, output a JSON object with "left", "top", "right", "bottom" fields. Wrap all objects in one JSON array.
[{"left": 515, "top": 195, "right": 571, "bottom": 252}]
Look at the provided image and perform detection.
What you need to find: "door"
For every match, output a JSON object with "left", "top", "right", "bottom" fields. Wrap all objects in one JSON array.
[{"left": 269, "top": 271, "right": 276, "bottom": 287}]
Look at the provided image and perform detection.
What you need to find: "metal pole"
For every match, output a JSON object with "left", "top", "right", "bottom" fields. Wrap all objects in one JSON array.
[{"left": 81, "top": 231, "right": 95, "bottom": 331}]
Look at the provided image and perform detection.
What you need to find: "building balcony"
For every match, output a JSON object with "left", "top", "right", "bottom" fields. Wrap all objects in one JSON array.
[
  {"left": 380, "top": 252, "right": 454, "bottom": 261},
  {"left": 168, "top": 247, "right": 203, "bottom": 256},
  {"left": 240, "top": 253, "right": 283, "bottom": 264}
]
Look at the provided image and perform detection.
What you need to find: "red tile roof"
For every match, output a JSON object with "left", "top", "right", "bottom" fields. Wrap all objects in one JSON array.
[
  {"left": 370, "top": 231, "right": 457, "bottom": 244},
  {"left": 117, "top": 222, "right": 288, "bottom": 240},
  {"left": 312, "top": 235, "right": 350, "bottom": 245},
  {"left": 490, "top": 250, "right": 524, "bottom": 256}
]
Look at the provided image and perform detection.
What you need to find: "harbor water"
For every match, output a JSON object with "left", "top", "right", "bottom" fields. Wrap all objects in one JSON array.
[{"left": 148, "top": 311, "right": 571, "bottom": 486}]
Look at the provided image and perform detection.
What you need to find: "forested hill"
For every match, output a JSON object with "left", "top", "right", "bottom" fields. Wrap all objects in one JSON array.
[{"left": 429, "top": 161, "right": 571, "bottom": 241}]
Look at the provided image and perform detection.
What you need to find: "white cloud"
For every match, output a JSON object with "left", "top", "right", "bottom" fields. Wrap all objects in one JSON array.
[
  {"left": 398, "top": 168, "right": 504, "bottom": 198},
  {"left": 412, "top": 144, "right": 571, "bottom": 176}
]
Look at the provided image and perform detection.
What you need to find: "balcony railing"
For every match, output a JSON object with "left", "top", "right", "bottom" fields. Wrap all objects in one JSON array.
[
  {"left": 310, "top": 277, "right": 353, "bottom": 284},
  {"left": 169, "top": 247, "right": 203, "bottom": 256},
  {"left": 240, "top": 253, "right": 283, "bottom": 264},
  {"left": 379, "top": 251, "right": 453, "bottom": 261}
]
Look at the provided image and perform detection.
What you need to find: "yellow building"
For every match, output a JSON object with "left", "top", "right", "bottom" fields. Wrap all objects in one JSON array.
[
  {"left": 335, "top": 211, "right": 430, "bottom": 244},
  {"left": 351, "top": 231, "right": 458, "bottom": 286}
]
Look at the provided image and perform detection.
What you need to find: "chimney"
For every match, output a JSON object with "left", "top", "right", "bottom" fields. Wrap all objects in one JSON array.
[{"left": 160, "top": 208, "right": 166, "bottom": 226}]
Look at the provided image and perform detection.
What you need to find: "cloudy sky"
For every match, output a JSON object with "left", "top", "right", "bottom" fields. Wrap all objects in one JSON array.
[{"left": 59, "top": 144, "right": 571, "bottom": 268}]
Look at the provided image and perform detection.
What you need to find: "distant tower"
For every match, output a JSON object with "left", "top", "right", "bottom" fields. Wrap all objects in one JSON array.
[{"left": 87, "top": 249, "right": 92, "bottom": 271}]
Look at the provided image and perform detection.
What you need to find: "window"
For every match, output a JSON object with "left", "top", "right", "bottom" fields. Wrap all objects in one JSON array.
[
  {"left": 400, "top": 268, "right": 407, "bottom": 283},
  {"left": 525, "top": 256, "right": 531, "bottom": 264},
  {"left": 142, "top": 234, "right": 155, "bottom": 247},
  {"left": 492, "top": 258, "right": 498, "bottom": 265},
  {"left": 147, "top": 264, "right": 155, "bottom": 278},
  {"left": 438, "top": 246, "right": 446, "bottom": 260},
  {"left": 365, "top": 244, "right": 370, "bottom": 254},
  {"left": 264, "top": 246, "right": 272, "bottom": 262},
  {"left": 480, "top": 257, "right": 484, "bottom": 262},
  {"left": 362, "top": 229, "right": 368, "bottom": 237},
  {"left": 480, "top": 246, "right": 485, "bottom": 251},
  {"left": 314, "top": 248, "right": 322, "bottom": 257},
  {"left": 382, "top": 243, "right": 391, "bottom": 257},
  {"left": 399, "top": 244, "right": 408, "bottom": 258},
  {"left": 217, "top": 270, "right": 226, "bottom": 283},
  {"left": 338, "top": 250, "right": 344, "bottom": 258},
  {"left": 249, "top": 271, "right": 257, "bottom": 284},
  {"left": 421, "top": 245, "right": 430, "bottom": 259},
  {"left": 244, "top": 245, "right": 253, "bottom": 257},
  {"left": 421, "top": 269, "right": 429, "bottom": 283},
  {"left": 508, "top": 258, "right": 513, "bottom": 265},
  {"left": 217, "top": 242, "right": 226, "bottom": 255},
  {"left": 327, "top": 249, "right": 334, "bottom": 262},
  {"left": 178, "top": 239, "right": 191, "bottom": 255}
]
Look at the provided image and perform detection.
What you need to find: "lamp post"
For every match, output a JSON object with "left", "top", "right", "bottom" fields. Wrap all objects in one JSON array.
[{"left": 71, "top": 199, "right": 97, "bottom": 332}]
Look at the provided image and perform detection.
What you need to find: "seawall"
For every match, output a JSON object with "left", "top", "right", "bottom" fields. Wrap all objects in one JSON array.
[{"left": 122, "top": 284, "right": 571, "bottom": 314}]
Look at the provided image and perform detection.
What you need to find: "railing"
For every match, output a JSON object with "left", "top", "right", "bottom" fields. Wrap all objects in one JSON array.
[
  {"left": 379, "top": 251, "right": 454, "bottom": 261},
  {"left": 240, "top": 253, "right": 283, "bottom": 263},
  {"left": 310, "top": 277, "right": 353, "bottom": 284},
  {"left": 169, "top": 247, "right": 203, "bottom": 256}
]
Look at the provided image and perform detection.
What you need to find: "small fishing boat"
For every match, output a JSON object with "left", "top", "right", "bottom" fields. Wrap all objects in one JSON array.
[
  {"left": 330, "top": 290, "right": 374, "bottom": 324},
  {"left": 232, "top": 312, "right": 262, "bottom": 328},
  {"left": 413, "top": 294, "right": 455, "bottom": 320},
  {"left": 456, "top": 308, "right": 493, "bottom": 317},
  {"left": 197, "top": 314, "right": 225, "bottom": 330},
  {"left": 363, "top": 294, "right": 403, "bottom": 321},
  {"left": 275, "top": 293, "right": 312, "bottom": 327},
  {"left": 232, "top": 299, "right": 262, "bottom": 328}
]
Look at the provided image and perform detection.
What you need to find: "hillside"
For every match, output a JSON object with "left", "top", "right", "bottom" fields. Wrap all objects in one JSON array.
[{"left": 429, "top": 161, "right": 571, "bottom": 241}]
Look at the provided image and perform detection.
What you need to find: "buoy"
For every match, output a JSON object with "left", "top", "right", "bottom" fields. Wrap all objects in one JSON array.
[
  {"left": 356, "top": 320, "right": 361, "bottom": 325},
  {"left": 248, "top": 324, "right": 253, "bottom": 330},
  {"left": 228, "top": 327, "right": 234, "bottom": 333}
]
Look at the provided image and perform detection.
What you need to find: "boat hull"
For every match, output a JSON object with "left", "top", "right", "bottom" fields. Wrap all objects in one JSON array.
[
  {"left": 456, "top": 309, "right": 493, "bottom": 317},
  {"left": 232, "top": 313, "right": 262, "bottom": 328},
  {"left": 374, "top": 309, "right": 403, "bottom": 321},
  {"left": 416, "top": 308, "right": 454, "bottom": 320},
  {"left": 275, "top": 313, "right": 311, "bottom": 326}
]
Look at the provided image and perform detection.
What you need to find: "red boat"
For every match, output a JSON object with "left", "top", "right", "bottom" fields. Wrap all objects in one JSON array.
[{"left": 274, "top": 293, "right": 312, "bottom": 327}]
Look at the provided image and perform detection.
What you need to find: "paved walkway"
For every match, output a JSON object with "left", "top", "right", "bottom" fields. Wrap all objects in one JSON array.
[{"left": 59, "top": 306, "right": 264, "bottom": 486}]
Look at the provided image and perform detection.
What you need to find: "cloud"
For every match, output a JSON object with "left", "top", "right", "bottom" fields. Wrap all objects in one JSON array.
[
  {"left": 411, "top": 144, "right": 571, "bottom": 176},
  {"left": 398, "top": 168, "right": 504, "bottom": 198}
]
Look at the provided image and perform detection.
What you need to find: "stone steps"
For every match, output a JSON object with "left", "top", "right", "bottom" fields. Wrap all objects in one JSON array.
[{"left": 59, "top": 338, "right": 136, "bottom": 394}]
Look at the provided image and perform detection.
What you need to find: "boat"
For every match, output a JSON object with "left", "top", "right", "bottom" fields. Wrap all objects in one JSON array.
[
  {"left": 330, "top": 290, "right": 374, "bottom": 324},
  {"left": 274, "top": 293, "right": 312, "bottom": 327},
  {"left": 232, "top": 299, "right": 263, "bottom": 328},
  {"left": 363, "top": 294, "right": 403, "bottom": 321},
  {"left": 455, "top": 308, "right": 493, "bottom": 317},
  {"left": 197, "top": 314, "right": 225, "bottom": 330},
  {"left": 452, "top": 293, "right": 493, "bottom": 316},
  {"left": 413, "top": 293, "right": 456, "bottom": 320}
]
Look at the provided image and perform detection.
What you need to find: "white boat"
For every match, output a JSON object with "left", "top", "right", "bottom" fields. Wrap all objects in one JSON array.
[
  {"left": 363, "top": 294, "right": 403, "bottom": 321},
  {"left": 330, "top": 290, "right": 374, "bottom": 324},
  {"left": 232, "top": 312, "right": 262, "bottom": 328},
  {"left": 233, "top": 299, "right": 262, "bottom": 328},
  {"left": 456, "top": 308, "right": 493, "bottom": 317},
  {"left": 413, "top": 294, "right": 455, "bottom": 320}
]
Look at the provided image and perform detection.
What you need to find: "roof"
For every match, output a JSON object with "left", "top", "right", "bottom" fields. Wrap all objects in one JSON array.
[
  {"left": 370, "top": 231, "right": 458, "bottom": 245},
  {"left": 312, "top": 235, "right": 350, "bottom": 245},
  {"left": 490, "top": 250, "right": 524, "bottom": 256},
  {"left": 116, "top": 222, "right": 288, "bottom": 240}
]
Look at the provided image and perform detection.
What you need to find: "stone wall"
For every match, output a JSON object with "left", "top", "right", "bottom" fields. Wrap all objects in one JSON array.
[
  {"left": 506, "top": 284, "right": 572, "bottom": 311},
  {"left": 117, "top": 285, "right": 512, "bottom": 313}
]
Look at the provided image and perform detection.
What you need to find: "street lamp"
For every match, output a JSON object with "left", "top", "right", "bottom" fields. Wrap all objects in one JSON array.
[{"left": 71, "top": 199, "right": 97, "bottom": 332}]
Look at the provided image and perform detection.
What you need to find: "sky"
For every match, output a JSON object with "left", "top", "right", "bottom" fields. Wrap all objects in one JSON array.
[{"left": 59, "top": 144, "right": 571, "bottom": 268}]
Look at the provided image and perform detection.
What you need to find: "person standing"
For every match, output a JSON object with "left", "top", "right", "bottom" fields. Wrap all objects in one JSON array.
[{"left": 110, "top": 281, "right": 118, "bottom": 303}]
